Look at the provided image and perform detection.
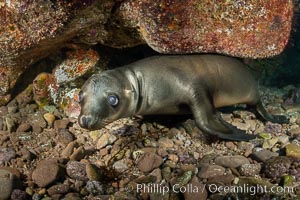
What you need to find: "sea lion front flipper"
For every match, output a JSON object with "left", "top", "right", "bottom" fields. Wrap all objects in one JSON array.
[
  {"left": 191, "top": 97, "right": 255, "bottom": 141},
  {"left": 256, "top": 102, "right": 289, "bottom": 124}
]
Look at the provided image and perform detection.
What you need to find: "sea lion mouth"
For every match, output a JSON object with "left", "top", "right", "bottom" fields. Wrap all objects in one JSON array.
[{"left": 87, "top": 118, "right": 114, "bottom": 130}]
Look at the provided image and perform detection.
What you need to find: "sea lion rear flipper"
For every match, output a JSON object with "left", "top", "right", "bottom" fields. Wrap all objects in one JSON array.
[
  {"left": 191, "top": 97, "right": 255, "bottom": 141},
  {"left": 256, "top": 102, "right": 289, "bottom": 124}
]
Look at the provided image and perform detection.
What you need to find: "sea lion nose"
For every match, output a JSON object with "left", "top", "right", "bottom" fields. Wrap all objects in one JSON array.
[{"left": 79, "top": 115, "right": 91, "bottom": 128}]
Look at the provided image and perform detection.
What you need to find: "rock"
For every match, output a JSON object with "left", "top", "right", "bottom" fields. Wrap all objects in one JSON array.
[
  {"left": 0, "top": 147, "right": 16, "bottom": 165},
  {"left": 285, "top": 143, "right": 300, "bottom": 158},
  {"left": 96, "top": 133, "right": 117, "bottom": 149},
  {"left": 86, "top": 164, "right": 101, "bottom": 181},
  {"left": 158, "top": 137, "right": 174, "bottom": 148},
  {"left": 113, "top": 160, "right": 129, "bottom": 173},
  {"left": 54, "top": 119, "right": 70, "bottom": 130},
  {"left": 61, "top": 141, "right": 78, "bottom": 158},
  {"left": 10, "top": 189, "right": 29, "bottom": 200},
  {"left": 32, "top": 160, "right": 63, "bottom": 188},
  {"left": 174, "top": 171, "right": 193, "bottom": 190},
  {"left": 251, "top": 149, "right": 279, "bottom": 162},
  {"left": 207, "top": 174, "right": 235, "bottom": 185},
  {"left": 0, "top": 169, "right": 16, "bottom": 200},
  {"left": 231, "top": 121, "right": 250, "bottom": 130},
  {"left": 137, "top": 152, "right": 163, "bottom": 173},
  {"left": 198, "top": 164, "right": 225, "bottom": 179},
  {"left": 62, "top": 193, "right": 82, "bottom": 200},
  {"left": 57, "top": 129, "right": 75, "bottom": 146},
  {"left": 239, "top": 163, "right": 261, "bottom": 176},
  {"left": 85, "top": 181, "right": 105, "bottom": 195},
  {"left": 43, "top": 113, "right": 56, "bottom": 127},
  {"left": 16, "top": 123, "right": 32, "bottom": 132},
  {"left": 119, "top": 0, "right": 293, "bottom": 58},
  {"left": 66, "top": 161, "right": 88, "bottom": 181},
  {"left": 148, "top": 181, "right": 169, "bottom": 200},
  {"left": 70, "top": 146, "right": 86, "bottom": 161},
  {"left": 263, "top": 156, "right": 292, "bottom": 179},
  {"left": 114, "top": 191, "right": 137, "bottom": 200},
  {"left": 183, "top": 176, "right": 207, "bottom": 200},
  {"left": 28, "top": 112, "right": 47, "bottom": 129},
  {"left": 262, "top": 138, "right": 278, "bottom": 149},
  {"left": 264, "top": 122, "right": 282, "bottom": 134},
  {"left": 214, "top": 155, "right": 250, "bottom": 168},
  {"left": 149, "top": 168, "right": 162, "bottom": 183},
  {"left": 47, "top": 184, "right": 70, "bottom": 196}
]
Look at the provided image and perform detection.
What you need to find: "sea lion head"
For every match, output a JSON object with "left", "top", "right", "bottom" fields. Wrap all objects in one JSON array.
[{"left": 78, "top": 71, "right": 137, "bottom": 130}]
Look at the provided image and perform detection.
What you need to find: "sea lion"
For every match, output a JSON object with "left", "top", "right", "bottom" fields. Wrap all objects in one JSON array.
[{"left": 78, "top": 55, "right": 288, "bottom": 141}]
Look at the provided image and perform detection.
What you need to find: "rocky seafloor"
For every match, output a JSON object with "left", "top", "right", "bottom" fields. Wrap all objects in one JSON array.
[{"left": 0, "top": 84, "right": 300, "bottom": 200}]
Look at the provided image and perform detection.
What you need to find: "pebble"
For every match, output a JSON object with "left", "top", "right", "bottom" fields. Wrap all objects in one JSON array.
[
  {"left": 263, "top": 156, "right": 292, "bottom": 179},
  {"left": 86, "top": 163, "right": 101, "bottom": 181},
  {"left": 168, "top": 154, "right": 179, "bottom": 163},
  {"left": 70, "top": 146, "right": 86, "bottom": 161},
  {"left": 207, "top": 174, "right": 235, "bottom": 185},
  {"left": 278, "top": 135, "right": 289, "bottom": 145},
  {"left": 54, "top": 119, "right": 70, "bottom": 130},
  {"left": 137, "top": 152, "right": 163, "bottom": 173},
  {"left": 113, "top": 160, "right": 129, "bottom": 173},
  {"left": 16, "top": 123, "right": 31, "bottom": 132},
  {"left": 96, "top": 133, "right": 117, "bottom": 149},
  {"left": 61, "top": 193, "right": 82, "bottom": 200},
  {"left": 262, "top": 138, "right": 278, "bottom": 149},
  {"left": 0, "top": 169, "right": 16, "bottom": 200},
  {"left": 148, "top": 181, "right": 169, "bottom": 200},
  {"left": 239, "top": 163, "right": 261, "bottom": 176},
  {"left": 149, "top": 168, "right": 162, "bottom": 183},
  {"left": 32, "top": 160, "right": 62, "bottom": 188},
  {"left": 57, "top": 129, "right": 75, "bottom": 145},
  {"left": 251, "top": 149, "right": 279, "bottom": 162},
  {"left": 61, "top": 141, "right": 77, "bottom": 158},
  {"left": 161, "top": 167, "right": 172, "bottom": 181},
  {"left": 66, "top": 161, "right": 88, "bottom": 181},
  {"left": 174, "top": 171, "right": 193, "bottom": 189},
  {"left": 285, "top": 143, "right": 300, "bottom": 158},
  {"left": 183, "top": 176, "right": 207, "bottom": 200},
  {"left": 85, "top": 180, "right": 105, "bottom": 195},
  {"left": 231, "top": 121, "right": 250, "bottom": 130},
  {"left": 214, "top": 155, "right": 250, "bottom": 168},
  {"left": 158, "top": 137, "right": 174, "bottom": 148},
  {"left": 28, "top": 112, "right": 47, "bottom": 129},
  {"left": 264, "top": 122, "right": 282, "bottom": 134},
  {"left": 0, "top": 147, "right": 16, "bottom": 164},
  {"left": 10, "top": 189, "right": 29, "bottom": 200},
  {"left": 198, "top": 164, "right": 225, "bottom": 179},
  {"left": 47, "top": 184, "right": 70, "bottom": 196},
  {"left": 43, "top": 113, "right": 56, "bottom": 127}
]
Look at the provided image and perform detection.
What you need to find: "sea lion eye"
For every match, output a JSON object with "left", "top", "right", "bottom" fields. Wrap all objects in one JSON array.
[
  {"left": 107, "top": 95, "right": 119, "bottom": 106},
  {"left": 78, "top": 91, "right": 83, "bottom": 103}
]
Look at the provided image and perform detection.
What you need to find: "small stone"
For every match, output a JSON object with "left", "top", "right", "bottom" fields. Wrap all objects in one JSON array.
[
  {"left": 32, "top": 160, "right": 62, "bottom": 188},
  {"left": 289, "top": 127, "right": 300, "bottom": 136},
  {"left": 16, "top": 123, "right": 31, "bottom": 132},
  {"left": 214, "top": 155, "right": 250, "bottom": 168},
  {"left": 86, "top": 163, "right": 101, "bottom": 181},
  {"left": 0, "top": 169, "right": 16, "bottom": 200},
  {"left": 264, "top": 122, "right": 282, "bottom": 134},
  {"left": 32, "top": 124, "right": 43, "bottom": 134},
  {"left": 62, "top": 193, "right": 82, "bottom": 200},
  {"left": 61, "top": 141, "right": 77, "bottom": 158},
  {"left": 259, "top": 132, "right": 272, "bottom": 140},
  {"left": 11, "top": 189, "right": 29, "bottom": 200},
  {"left": 113, "top": 160, "right": 129, "bottom": 173},
  {"left": 161, "top": 167, "right": 172, "bottom": 181},
  {"left": 263, "top": 156, "right": 292, "bottom": 179},
  {"left": 198, "top": 164, "right": 225, "bottom": 179},
  {"left": 278, "top": 135, "right": 289, "bottom": 145},
  {"left": 262, "top": 138, "right": 278, "bottom": 149},
  {"left": 231, "top": 121, "right": 250, "bottom": 130},
  {"left": 43, "top": 113, "right": 56, "bottom": 127},
  {"left": 0, "top": 147, "right": 16, "bottom": 165},
  {"left": 0, "top": 106, "right": 8, "bottom": 117},
  {"left": 251, "top": 149, "right": 279, "bottom": 162},
  {"left": 207, "top": 174, "right": 235, "bottom": 185},
  {"left": 149, "top": 168, "right": 162, "bottom": 183},
  {"left": 285, "top": 143, "right": 300, "bottom": 158},
  {"left": 158, "top": 137, "right": 174, "bottom": 148},
  {"left": 239, "top": 163, "right": 261, "bottom": 176},
  {"left": 28, "top": 112, "right": 47, "bottom": 129},
  {"left": 168, "top": 154, "right": 179, "bottom": 163},
  {"left": 47, "top": 184, "right": 69, "bottom": 196},
  {"left": 183, "top": 176, "right": 207, "bottom": 200},
  {"left": 57, "top": 129, "right": 75, "bottom": 145},
  {"left": 70, "top": 146, "right": 86, "bottom": 161},
  {"left": 66, "top": 161, "right": 88, "bottom": 181},
  {"left": 174, "top": 171, "right": 193, "bottom": 189},
  {"left": 148, "top": 181, "right": 169, "bottom": 200},
  {"left": 137, "top": 152, "right": 163, "bottom": 173},
  {"left": 85, "top": 181, "right": 105, "bottom": 195},
  {"left": 54, "top": 119, "right": 70, "bottom": 130},
  {"left": 96, "top": 133, "right": 117, "bottom": 149}
]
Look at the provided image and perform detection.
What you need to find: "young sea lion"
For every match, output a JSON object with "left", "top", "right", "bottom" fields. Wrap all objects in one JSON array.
[{"left": 78, "top": 55, "right": 288, "bottom": 141}]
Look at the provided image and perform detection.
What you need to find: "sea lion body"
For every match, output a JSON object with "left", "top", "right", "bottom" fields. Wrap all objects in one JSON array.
[{"left": 78, "top": 55, "right": 287, "bottom": 141}]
